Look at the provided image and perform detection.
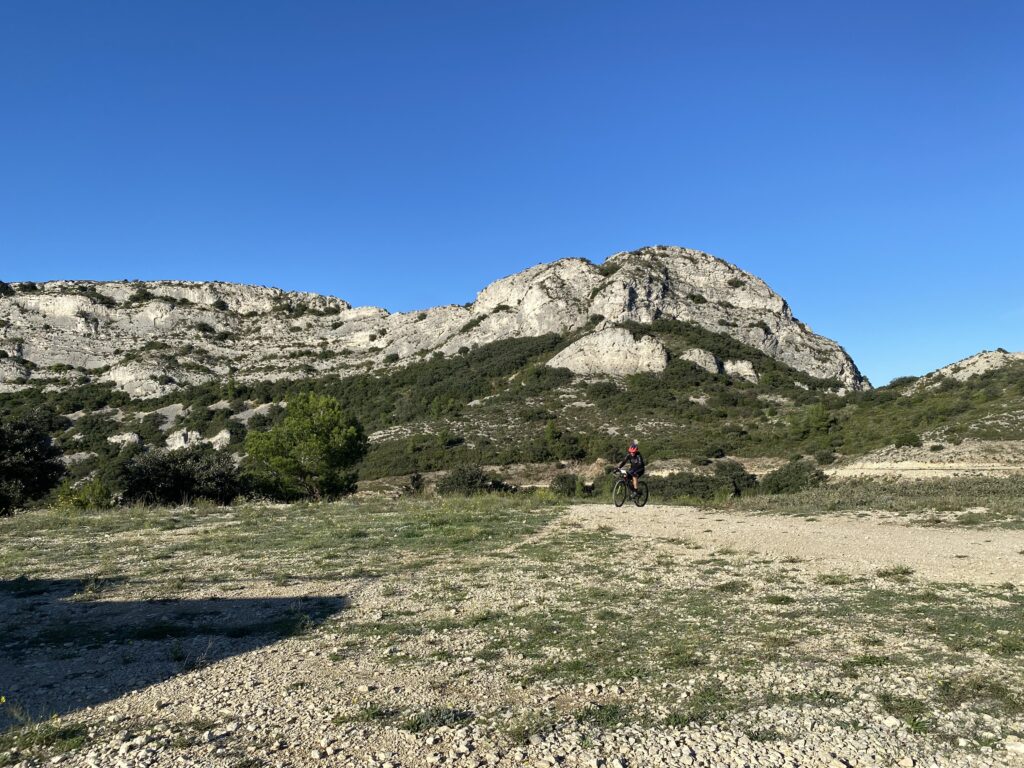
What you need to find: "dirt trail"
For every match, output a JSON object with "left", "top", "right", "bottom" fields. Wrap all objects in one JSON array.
[{"left": 570, "top": 503, "right": 1024, "bottom": 585}]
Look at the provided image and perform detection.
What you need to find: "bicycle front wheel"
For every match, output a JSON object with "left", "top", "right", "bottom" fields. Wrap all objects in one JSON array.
[
  {"left": 634, "top": 482, "right": 649, "bottom": 507},
  {"left": 612, "top": 480, "right": 627, "bottom": 507}
]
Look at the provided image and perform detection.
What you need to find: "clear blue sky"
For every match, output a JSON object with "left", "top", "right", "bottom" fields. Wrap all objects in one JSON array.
[{"left": 2, "top": 1, "right": 1021, "bottom": 385}]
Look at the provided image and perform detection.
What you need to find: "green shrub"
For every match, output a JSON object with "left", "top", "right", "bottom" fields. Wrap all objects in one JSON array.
[
  {"left": 814, "top": 449, "right": 836, "bottom": 465},
  {"left": 212, "top": 299, "right": 229, "bottom": 311},
  {"left": 549, "top": 473, "right": 578, "bottom": 498},
  {"left": 460, "top": 316, "right": 486, "bottom": 333},
  {"left": 0, "top": 413, "right": 65, "bottom": 514},
  {"left": 56, "top": 475, "right": 115, "bottom": 510},
  {"left": 435, "top": 465, "right": 509, "bottom": 495},
  {"left": 894, "top": 432, "right": 922, "bottom": 448},
  {"left": 760, "top": 459, "right": 826, "bottom": 495},
  {"left": 712, "top": 460, "right": 758, "bottom": 495},
  {"left": 119, "top": 445, "right": 240, "bottom": 505},
  {"left": 0, "top": 280, "right": 14, "bottom": 297},
  {"left": 652, "top": 472, "right": 718, "bottom": 501},
  {"left": 243, "top": 393, "right": 367, "bottom": 500},
  {"left": 727, "top": 278, "right": 745, "bottom": 288},
  {"left": 687, "top": 293, "right": 707, "bottom": 304},
  {"left": 888, "top": 375, "right": 919, "bottom": 388},
  {"left": 383, "top": 353, "right": 400, "bottom": 363}
]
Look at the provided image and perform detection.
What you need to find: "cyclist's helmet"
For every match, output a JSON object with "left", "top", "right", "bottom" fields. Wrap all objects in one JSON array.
[{"left": 628, "top": 440, "right": 639, "bottom": 455}]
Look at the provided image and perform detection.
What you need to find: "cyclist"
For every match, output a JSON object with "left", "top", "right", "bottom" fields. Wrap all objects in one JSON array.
[{"left": 617, "top": 440, "right": 645, "bottom": 496}]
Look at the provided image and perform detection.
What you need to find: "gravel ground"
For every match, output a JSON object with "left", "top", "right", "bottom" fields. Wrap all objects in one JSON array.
[
  {"left": 568, "top": 504, "right": 1024, "bottom": 585},
  {"left": 2, "top": 498, "right": 1023, "bottom": 768}
]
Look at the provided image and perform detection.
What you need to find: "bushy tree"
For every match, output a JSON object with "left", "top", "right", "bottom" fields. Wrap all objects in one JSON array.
[
  {"left": 119, "top": 445, "right": 240, "bottom": 505},
  {"left": 243, "top": 393, "right": 367, "bottom": 500},
  {"left": 0, "top": 413, "right": 65, "bottom": 514}
]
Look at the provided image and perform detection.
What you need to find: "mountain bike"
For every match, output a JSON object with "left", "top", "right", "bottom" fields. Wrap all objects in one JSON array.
[{"left": 612, "top": 468, "right": 648, "bottom": 508}]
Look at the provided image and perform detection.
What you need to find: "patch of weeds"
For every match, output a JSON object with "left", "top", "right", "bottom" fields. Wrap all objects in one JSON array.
[
  {"left": 876, "top": 565, "right": 915, "bottom": 580},
  {"left": 763, "top": 594, "right": 795, "bottom": 605},
  {"left": 935, "top": 677, "right": 1023, "bottom": 716},
  {"left": 400, "top": 707, "right": 473, "bottom": 732},
  {"left": 746, "top": 726, "right": 782, "bottom": 742},
  {"left": 787, "top": 689, "right": 846, "bottom": 707},
  {"left": 575, "top": 703, "right": 632, "bottom": 729},
  {"left": 997, "top": 634, "right": 1023, "bottom": 656},
  {"left": 840, "top": 653, "right": 890, "bottom": 677},
  {"left": 714, "top": 579, "right": 748, "bottom": 594},
  {"left": 664, "top": 681, "right": 732, "bottom": 726},
  {"left": 466, "top": 610, "right": 504, "bottom": 627},
  {"left": 815, "top": 572, "right": 854, "bottom": 586},
  {"left": 0, "top": 720, "right": 88, "bottom": 762},
  {"left": 506, "top": 713, "right": 559, "bottom": 745},
  {"left": 878, "top": 693, "right": 933, "bottom": 733},
  {"left": 661, "top": 640, "right": 706, "bottom": 670},
  {"left": 333, "top": 702, "right": 399, "bottom": 725}
]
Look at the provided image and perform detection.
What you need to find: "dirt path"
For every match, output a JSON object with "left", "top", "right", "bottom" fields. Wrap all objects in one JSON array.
[{"left": 570, "top": 503, "right": 1024, "bottom": 585}]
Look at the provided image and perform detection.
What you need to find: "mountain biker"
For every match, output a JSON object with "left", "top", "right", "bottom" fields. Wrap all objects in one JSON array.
[{"left": 617, "top": 440, "right": 645, "bottom": 495}]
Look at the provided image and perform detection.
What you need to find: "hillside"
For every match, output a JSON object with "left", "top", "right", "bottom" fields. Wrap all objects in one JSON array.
[{"left": 5, "top": 248, "right": 1024, "bottom": 488}]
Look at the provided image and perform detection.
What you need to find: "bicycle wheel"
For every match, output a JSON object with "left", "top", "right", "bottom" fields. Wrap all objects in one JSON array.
[
  {"left": 633, "top": 481, "right": 649, "bottom": 507},
  {"left": 612, "top": 480, "right": 627, "bottom": 507}
]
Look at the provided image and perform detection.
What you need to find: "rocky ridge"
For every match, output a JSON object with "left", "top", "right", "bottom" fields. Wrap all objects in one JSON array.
[
  {"left": 0, "top": 246, "right": 868, "bottom": 398},
  {"left": 914, "top": 350, "right": 1024, "bottom": 389}
]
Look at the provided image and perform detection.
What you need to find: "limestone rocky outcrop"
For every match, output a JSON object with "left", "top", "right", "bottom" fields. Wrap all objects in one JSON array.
[
  {"left": 914, "top": 349, "right": 1024, "bottom": 389},
  {"left": 0, "top": 246, "right": 869, "bottom": 397},
  {"left": 546, "top": 327, "right": 668, "bottom": 377}
]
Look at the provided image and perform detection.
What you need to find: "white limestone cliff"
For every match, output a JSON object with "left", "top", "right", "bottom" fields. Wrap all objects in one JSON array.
[{"left": 0, "top": 246, "right": 869, "bottom": 397}]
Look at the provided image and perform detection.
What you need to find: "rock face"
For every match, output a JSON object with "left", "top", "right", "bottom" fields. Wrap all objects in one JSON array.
[
  {"left": 0, "top": 246, "right": 869, "bottom": 397},
  {"left": 547, "top": 327, "right": 668, "bottom": 377}
]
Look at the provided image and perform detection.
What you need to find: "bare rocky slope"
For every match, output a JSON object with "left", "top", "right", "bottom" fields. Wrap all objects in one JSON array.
[{"left": 0, "top": 246, "right": 868, "bottom": 398}]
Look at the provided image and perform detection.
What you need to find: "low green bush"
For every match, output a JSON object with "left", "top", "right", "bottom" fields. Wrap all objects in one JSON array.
[
  {"left": 435, "top": 465, "right": 514, "bottom": 495},
  {"left": 549, "top": 473, "right": 579, "bottom": 497},
  {"left": 56, "top": 475, "right": 115, "bottom": 510},
  {"left": 760, "top": 459, "right": 826, "bottom": 495},
  {"left": 651, "top": 461, "right": 755, "bottom": 502},
  {"left": 119, "top": 445, "right": 240, "bottom": 505},
  {"left": 814, "top": 449, "right": 837, "bottom": 465},
  {"left": 894, "top": 432, "right": 923, "bottom": 448}
]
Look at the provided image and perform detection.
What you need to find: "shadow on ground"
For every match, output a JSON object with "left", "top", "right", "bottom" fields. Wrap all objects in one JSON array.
[{"left": 0, "top": 577, "right": 347, "bottom": 730}]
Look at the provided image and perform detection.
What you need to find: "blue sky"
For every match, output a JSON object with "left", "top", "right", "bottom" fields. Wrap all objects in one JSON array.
[{"left": 1, "top": 1, "right": 1021, "bottom": 385}]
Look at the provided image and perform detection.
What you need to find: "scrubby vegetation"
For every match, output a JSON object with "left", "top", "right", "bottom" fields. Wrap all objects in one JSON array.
[
  {"left": 120, "top": 445, "right": 241, "bottom": 505},
  {"left": 0, "top": 414, "right": 65, "bottom": 515},
  {"left": 2, "top": 320, "right": 1024, "bottom": 513}
]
